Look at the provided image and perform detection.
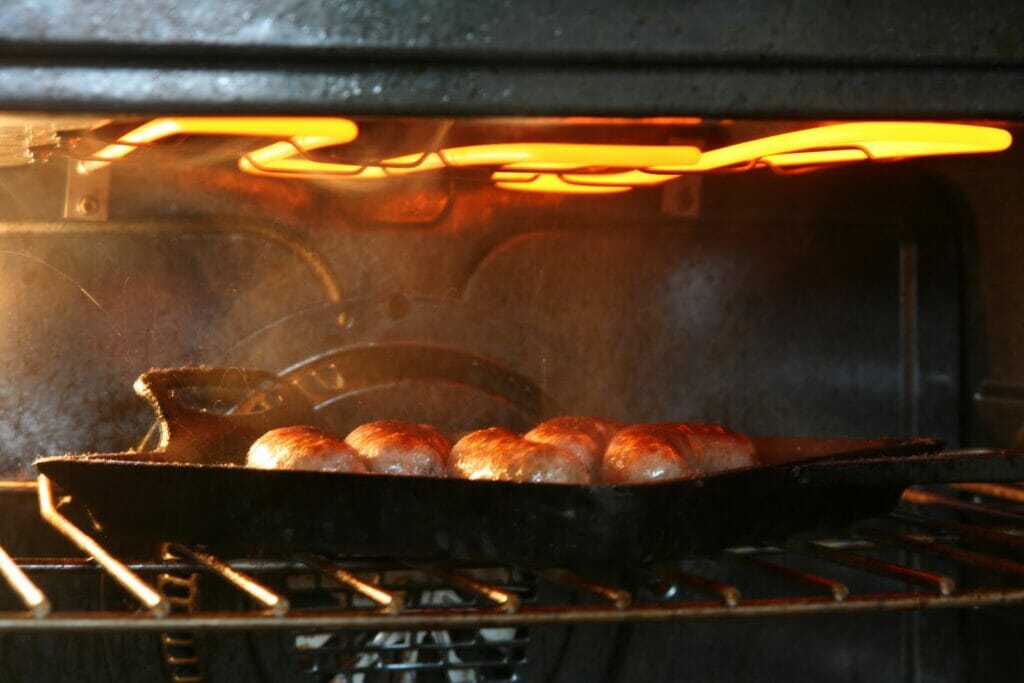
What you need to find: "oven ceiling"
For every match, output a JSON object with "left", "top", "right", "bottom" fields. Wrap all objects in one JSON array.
[{"left": 0, "top": 1, "right": 1021, "bottom": 116}]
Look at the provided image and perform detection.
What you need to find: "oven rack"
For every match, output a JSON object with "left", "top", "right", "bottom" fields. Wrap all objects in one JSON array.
[{"left": 0, "top": 479, "right": 1023, "bottom": 632}]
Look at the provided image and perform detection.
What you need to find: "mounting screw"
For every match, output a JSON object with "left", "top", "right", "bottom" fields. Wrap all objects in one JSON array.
[
  {"left": 76, "top": 195, "right": 100, "bottom": 216},
  {"left": 660, "top": 175, "right": 702, "bottom": 218}
]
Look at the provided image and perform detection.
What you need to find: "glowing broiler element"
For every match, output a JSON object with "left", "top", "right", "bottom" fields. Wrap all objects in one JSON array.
[
  {"left": 77, "top": 117, "right": 359, "bottom": 175},
  {"left": 491, "top": 172, "right": 634, "bottom": 194},
  {"left": 495, "top": 122, "right": 1013, "bottom": 193},
  {"left": 689, "top": 121, "right": 1013, "bottom": 170},
  {"left": 79, "top": 116, "right": 701, "bottom": 181},
  {"left": 240, "top": 141, "right": 702, "bottom": 181},
  {"left": 83, "top": 118, "right": 1012, "bottom": 194}
]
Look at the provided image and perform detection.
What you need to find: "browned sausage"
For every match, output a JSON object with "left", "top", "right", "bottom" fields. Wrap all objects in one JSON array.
[
  {"left": 524, "top": 416, "right": 623, "bottom": 477},
  {"left": 246, "top": 425, "right": 367, "bottom": 473},
  {"left": 449, "top": 427, "right": 589, "bottom": 484},
  {"left": 679, "top": 423, "right": 757, "bottom": 474},
  {"left": 602, "top": 423, "right": 756, "bottom": 483},
  {"left": 601, "top": 424, "right": 695, "bottom": 483},
  {"left": 344, "top": 420, "right": 451, "bottom": 477}
]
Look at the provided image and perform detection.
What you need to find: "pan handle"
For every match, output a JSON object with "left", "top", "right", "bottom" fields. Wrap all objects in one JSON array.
[
  {"left": 790, "top": 448, "right": 1024, "bottom": 487},
  {"left": 134, "top": 367, "right": 319, "bottom": 464}
]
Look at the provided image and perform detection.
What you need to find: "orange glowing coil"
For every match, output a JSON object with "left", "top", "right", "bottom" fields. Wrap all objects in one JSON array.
[
  {"left": 490, "top": 171, "right": 633, "bottom": 194},
  {"left": 681, "top": 121, "right": 1012, "bottom": 172},
  {"left": 83, "top": 117, "right": 1012, "bottom": 194},
  {"left": 238, "top": 142, "right": 704, "bottom": 179},
  {"left": 78, "top": 117, "right": 359, "bottom": 174}
]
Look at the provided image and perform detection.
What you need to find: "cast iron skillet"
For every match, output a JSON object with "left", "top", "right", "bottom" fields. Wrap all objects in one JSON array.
[{"left": 32, "top": 368, "right": 1024, "bottom": 565}]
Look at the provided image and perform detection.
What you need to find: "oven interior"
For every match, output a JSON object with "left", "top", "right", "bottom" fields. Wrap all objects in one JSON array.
[{"left": 0, "top": 115, "right": 1022, "bottom": 681}]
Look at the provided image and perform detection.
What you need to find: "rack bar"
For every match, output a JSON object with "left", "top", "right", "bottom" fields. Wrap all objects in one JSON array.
[
  {"left": 726, "top": 550, "right": 848, "bottom": 601},
  {"left": 162, "top": 653, "right": 201, "bottom": 667},
  {"left": 0, "top": 543, "right": 50, "bottom": 617},
  {"left": 169, "top": 545, "right": 289, "bottom": 617},
  {"left": 803, "top": 541, "right": 955, "bottom": 595},
  {"left": 10, "top": 557, "right": 307, "bottom": 573},
  {"left": 157, "top": 573, "right": 198, "bottom": 611},
  {"left": 424, "top": 568, "right": 520, "bottom": 613},
  {"left": 0, "top": 481, "right": 37, "bottom": 491},
  {"left": 538, "top": 569, "right": 632, "bottom": 609},
  {"left": 302, "top": 554, "right": 404, "bottom": 614},
  {"left": 893, "top": 512, "right": 1024, "bottom": 550},
  {"left": 902, "top": 489, "right": 1024, "bottom": 522},
  {"left": 949, "top": 482, "right": 1024, "bottom": 504},
  {"left": 36, "top": 475, "right": 169, "bottom": 617},
  {"left": 657, "top": 565, "right": 741, "bottom": 607},
  {"left": 859, "top": 528, "right": 1024, "bottom": 577},
  {"left": 1, "top": 586, "right": 1021, "bottom": 632}
]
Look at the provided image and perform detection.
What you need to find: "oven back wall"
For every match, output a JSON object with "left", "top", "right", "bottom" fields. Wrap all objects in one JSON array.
[{"left": 0, "top": 160, "right": 961, "bottom": 478}]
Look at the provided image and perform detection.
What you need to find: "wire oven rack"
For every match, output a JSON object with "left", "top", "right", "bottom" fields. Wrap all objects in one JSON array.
[
  {"left": 0, "top": 478, "right": 1022, "bottom": 633},
  {"left": 0, "top": 478, "right": 1022, "bottom": 680}
]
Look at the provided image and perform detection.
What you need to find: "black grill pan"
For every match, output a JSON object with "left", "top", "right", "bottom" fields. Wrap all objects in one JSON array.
[{"left": 32, "top": 368, "right": 1024, "bottom": 565}]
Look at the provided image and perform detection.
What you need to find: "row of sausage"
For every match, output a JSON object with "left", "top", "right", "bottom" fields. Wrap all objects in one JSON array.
[{"left": 245, "top": 417, "right": 757, "bottom": 484}]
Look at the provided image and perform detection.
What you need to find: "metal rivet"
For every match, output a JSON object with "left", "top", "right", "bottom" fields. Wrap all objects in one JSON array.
[{"left": 77, "top": 195, "right": 99, "bottom": 216}]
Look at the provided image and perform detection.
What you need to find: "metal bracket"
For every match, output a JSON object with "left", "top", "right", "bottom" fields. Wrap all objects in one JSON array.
[
  {"left": 661, "top": 174, "right": 703, "bottom": 218},
  {"left": 63, "top": 159, "right": 110, "bottom": 221}
]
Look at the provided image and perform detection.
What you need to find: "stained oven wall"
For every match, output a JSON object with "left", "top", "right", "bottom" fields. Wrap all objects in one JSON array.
[{"left": 0, "top": 151, "right": 965, "bottom": 474}]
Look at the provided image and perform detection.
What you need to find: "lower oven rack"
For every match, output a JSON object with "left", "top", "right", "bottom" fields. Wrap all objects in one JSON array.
[{"left": 1, "top": 478, "right": 1024, "bottom": 632}]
